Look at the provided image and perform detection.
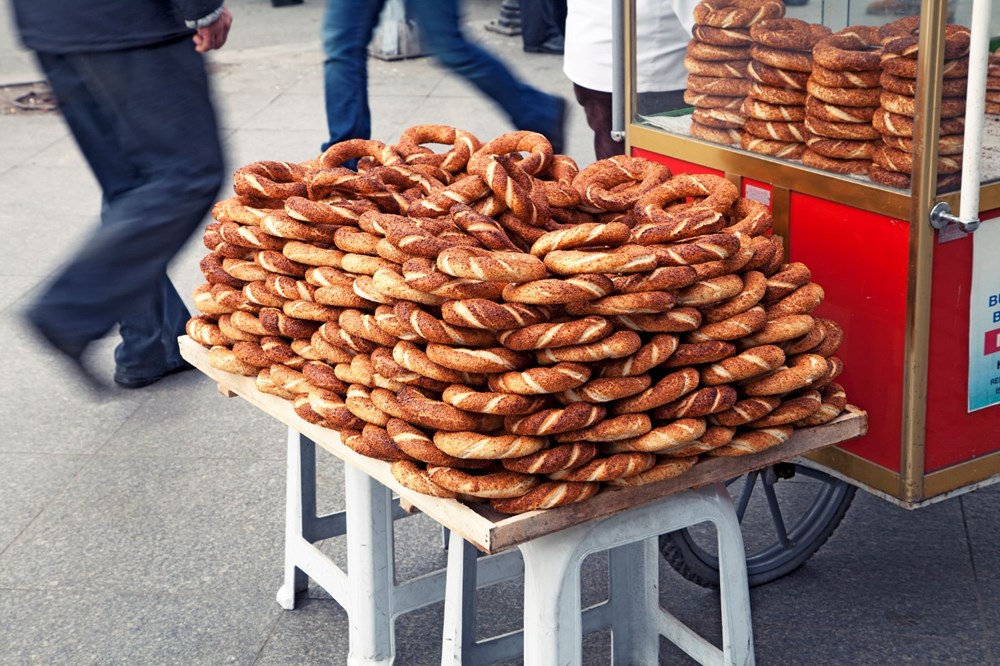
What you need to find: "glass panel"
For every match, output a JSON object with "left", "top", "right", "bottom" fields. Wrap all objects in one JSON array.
[{"left": 629, "top": 0, "right": 996, "bottom": 193}]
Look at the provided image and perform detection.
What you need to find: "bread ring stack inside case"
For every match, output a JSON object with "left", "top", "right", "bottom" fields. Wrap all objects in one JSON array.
[
  {"left": 684, "top": 0, "right": 786, "bottom": 146},
  {"left": 800, "top": 26, "right": 884, "bottom": 176},
  {"left": 741, "top": 18, "right": 832, "bottom": 160},
  {"left": 189, "top": 126, "right": 853, "bottom": 515},
  {"left": 870, "top": 16, "right": 970, "bottom": 190}
]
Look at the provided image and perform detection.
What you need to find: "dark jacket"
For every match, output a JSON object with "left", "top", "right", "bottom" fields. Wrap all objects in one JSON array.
[{"left": 12, "top": 0, "right": 222, "bottom": 53}]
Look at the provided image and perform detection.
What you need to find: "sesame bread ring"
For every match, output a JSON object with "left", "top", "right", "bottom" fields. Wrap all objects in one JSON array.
[
  {"left": 401, "top": 260, "right": 506, "bottom": 302},
  {"left": 708, "top": 426, "right": 792, "bottom": 457},
  {"left": 742, "top": 236, "right": 780, "bottom": 272},
  {"left": 740, "top": 314, "right": 815, "bottom": 347},
  {"left": 613, "top": 266, "right": 699, "bottom": 293},
  {"left": 635, "top": 173, "right": 738, "bottom": 224},
  {"left": 391, "top": 461, "right": 458, "bottom": 498},
  {"left": 207, "top": 346, "right": 258, "bottom": 376},
  {"left": 259, "top": 308, "right": 321, "bottom": 339},
  {"left": 371, "top": 268, "right": 449, "bottom": 306},
  {"left": 498, "top": 316, "right": 613, "bottom": 350},
  {"left": 748, "top": 82, "right": 807, "bottom": 107},
  {"left": 687, "top": 75, "right": 751, "bottom": 97},
  {"left": 548, "top": 452, "right": 656, "bottom": 482},
  {"left": 186, "top": 315, "right": 231, "bottom": 348},
  {"left": 701, "top": 344, "right": 785, "bottom": 386},
  {"left": 692, "top": 0, "right": 784, "bottom": 28},
  {"left": 646, "top": 233, "right": 742, "bottom": 265},
  {"left": 691, "top": 25, "right": 752, "bottom": 47},
  {"left": 741, "top": 98, "right": 806, "bottom": 122},
  {"left": 441, "top": 384, "right": 548, "bottom": 416},
  {"left": 332, "top": 227, "right": 380, "bottom": 255},
  {"left": 217, "top": 314, "right": 260, "bottom": 343},
  {"left": 302, "top": 360, "right": 350, "bottom": 393},
  {"left": 663, "top": 341, "right": 736, "bottom": 368},
  {"left": 804, "top": 98, "right": 877, "bottom": 124},
  {"left": 284, "top": 196, "right": 373, "bottom": 226},
  {"left": 433, "top": 431, "right": 548, "bottom": 460},
  {"left": 676, "top": 274, "right": 744, "bottom": 307},
  {"left": 450, "top": 204, "right": 520, "bottom": 251},
  {"left": 283, "top": 300, "right": 342, "bottom": 323},
  {"left": 603, "top": 418, "right": 707, "bottom": 454},
  {"left": 405, "top": 174, "right": 492, "bottom": 218},
  {"left": 339, "top": 309, "right": 397, "bottom": 346},
  {"left": 565, "top": 291, "right": 677, "bottom": 316},
  {"left": 426, "top": 343, "right": 532, "bottom": 374},
  {"left": 270, "top": 364, "right": 322, "bottom": 395},
  {"left": 747, "top": 60, "right": 810, "bottom": 90},
  {"left": 739, "top": 135, "right": 806, "bottom": 159},
  {"left": 654, "top": 385, "right": 739, "bottom": 419},
  {"left": 573, "top": 157, "right": 672, "bottom": 213},
  {"left": 282, "top": 241, "right": 345, "bottom": 269},
  {"left": 314, "top": 284, "right": 374, "bottom": 310},
  {"left": 502, "top": 442, "right": 599, "bottom": 474},
  {"left": 690, "top": 108, "right": 747, "bottom": 130},
  {"left": 599, "top": 333, "right": 679, "bottom": 378},
  {"left": 260, "top": 213, "right": 341, "bottom": 244},
  {"left": 687, "top": 39, "right": 751, "bottom": 62},
  {"left": 232, "top": 161, "right": 307, "bottom": 200},
  {"left": 257, "top": 250, "right": 310, "bottom": 278},
  {"left": 873, "top": 144, "right": 962, "bottom": 175},
  {"left": 372, "top": 304, "right": 418, "bottom": 341},
  {"left": 683, "top": 91, "right": 746, "bottom": 110},
  {"left": 750, "top": 18, "right": 830, "bottom": 51},
  {"left": 660, "top": 425, "right": 736, "bottom": 457},
  {"left": 808, "top": 319, "right": 843, "bottom": 357},
  {"left": 763, "top": 262, "right": 811, "bottom": 302},
  {"left": 882, "top": 134, "right": 965, "bottom": 156},
  {"left": 345, "top": 384, "right": 390, "bottom": 426},
  {"left": 612, "top": 367, "right": 700, "bottom": 414},
  {"left": 701, "top": 271, "right": 766, "bottom": 323},
  {"left": 467, "top": 130, "right": 554, "bottom": 177},
  {"left": 559, "top": 374, "right": 652, "bottom": 403},
  {"left": 881, "top": 23, "right": 970, "bottom": 61},
  {"left": 802, "top": 140, "right": 874, "bottom": 164},
  {"left": 683, "top": 55, "right": 749, "bottom": 78},
  {"left": 764, "top": 282, "right": 825, "bottom": 318},
  {"left": 392, "top": 301, "right": 496, "bottom": 347},
  {"left": 530, "top": 222, "right": 633, "bottom": 255},
  {"left": 612, "top": 308, "right": 703, "bottom": 333},
  {"left": 502, "top": 274, "right": 615, "bottom": 305},
  {"left": 505, "top": 402, "right": 606, "bottom": 436},
  {"left": 882, "top": 53, "right": 969, "bottom": 80},
  {"left": 436, "top": 246, "right": 548, "bottom": 283},
  {"left": 553, "top": 413, "right": 653, "bottom": 443},
  {"left": 425, "top": 465, "right": 540, "bottom": 499},
  {"left": 387, "top": 418, "right": 492, "bottom": 469},
  {"left": 304, "top": 266, "right": 353, "bottom": 290},
  {"left": 606, "top": 456, "right": 700, "bottom": 487},
  {"left": 747, "top": 390, "right": 822, "bottom": 427},
  {"left": 218, "top": 221, "right": 287, "bottom": 252},
  {"left": 810, "top": 65, "right": 880, "bottom": 89},
  {"left": 880, "top": 91, "right": 965, "bottom": 119},
  {"left": 710, "top": 395, "right": 781, "bottom": 426},
  {"left": 296, "top": 333, "right": 355, "bottom": 364},
  {"left": 491, "top": 481, "right": 600, "bottom": 513},
  {"left": 538, "top": 330, "right": 643, "bottom": 365},
  {"left": 813, "top": 27, "right": 882, "bottom": 72},
  {"left": 749, "top": 45, "right": 813, "bottom": 73},
  {"left": 879, "top": 71, "right": 965, "bottom": 98},
  {"left": 222, "top": 257, "right": 269, "bottom": 283},
  {"left": 232, "top": 341, "right": 271, "bottom": 369},
  {"left": 544, "top": 245, "right": 659, "bottom": 275},
  {"left": 319, "top": 321, "right": 378, "bottom": 354},
  {"left": 370, "top": 346, "right": 429, "bottom": 384},
  {"left": 396, "top": 386, "right": 491, "bottom": 432},
  {"left": 228, "top": 309, "right": 269, "bottom": 337},
  {"left": 807, "top": 80, "right": 880, "bottom": 108},
  {"left": 392, "top": 340, "right": 483, "bottom": 385},
  {"left": 690, "top": 121, "right": 743, "bottom": 146},
  {"left": 396, "top": 124, "right": 482, "bottom": 173},
  {"left": 743, "top": 120, "right": 807, "bottom": 143},
  {"left": 441, "top": 299, "right": 552, "bottom": 330},
  {"left": 741, "top": 352, "right": 829, "bottom": 395},
  {"left": 489, "top": 362, "right": 592, "bottom": 395},
  {"left": 688, "top": 306, "right": 767, "bottom": 342},
  {"left": 319, "top": 138, "right": 403, "bottom": 169},
  {"left": 793, "top": 382, "right": 847, "bottom": 427},
  {"left": 345, "top": 425, "right": 413, "bottom": 463},
  {"left": 385, "top": 224, "right": 481, "bottom": 260}
]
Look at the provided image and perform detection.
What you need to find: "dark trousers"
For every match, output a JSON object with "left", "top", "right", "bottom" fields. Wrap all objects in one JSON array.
[
  {"left": 521, "top": 0, "right": 566, "bottom": 49},
  {"left": 573, "top": 83, "right": 688, "bottom": 161},
  {"left": 31, "top": 37, "right": 224, "bottom": 382}
]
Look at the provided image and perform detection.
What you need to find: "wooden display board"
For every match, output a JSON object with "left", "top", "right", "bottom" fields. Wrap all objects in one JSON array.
[{"left": 180, "top": 336, "right": 868, "bottom": 554}]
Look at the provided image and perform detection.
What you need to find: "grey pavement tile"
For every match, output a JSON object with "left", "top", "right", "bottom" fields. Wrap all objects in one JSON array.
[
  {"left": 0, "top": 452, "right": 87, "bottom": 553},
  {"left": 0, "top": 455, "right": 286, "bottom": 595},
  {"left": 0, "top": 115, "right": 68, "bottom": 174},
  {"left": 240, "top": 92, "right": 328, "bottom": 133},
  {"left": 226, "top": 128, "right": 322, "bottom": 168},
  {"left": 253, "top": 597, "right": 350, "bottom": 665},
  {"left": 0, "top": 276, "right": 37, "bottom": 313},
  {"left": 961, "top": 486, "right": 1000, "bottom": 628},
  {"left": 0, "top": 588, "right": 280, "bottom": 665},
  {"left": 212, "top": 89, "right": 282, "bottom": 133}
]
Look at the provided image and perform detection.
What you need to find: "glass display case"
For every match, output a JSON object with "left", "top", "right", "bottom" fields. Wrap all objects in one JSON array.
[{"left": 624, "top": 0, "right": 1000, "bottom": 506}]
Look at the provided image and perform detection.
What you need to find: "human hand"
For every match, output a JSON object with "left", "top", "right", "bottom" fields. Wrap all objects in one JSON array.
[{"left": 193, "top": 6, "right": 233, "bottom": 53}]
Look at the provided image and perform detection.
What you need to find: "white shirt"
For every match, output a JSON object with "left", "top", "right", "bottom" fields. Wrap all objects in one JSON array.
[{"left": 564, "top": 0, "right": 698, "bottom": 93}]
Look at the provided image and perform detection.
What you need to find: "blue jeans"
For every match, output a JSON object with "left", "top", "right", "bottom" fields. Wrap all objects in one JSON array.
[
  {"left": 30, "top": 38, "right": 224, "bottom": 382},
  {"left": 322, "top": 0, "right": 565, "bottom": 150}
]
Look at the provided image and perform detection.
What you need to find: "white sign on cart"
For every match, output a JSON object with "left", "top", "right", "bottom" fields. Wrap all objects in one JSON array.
[{"left": 969, "top": 217, "right": 1000, "bottom": 411}]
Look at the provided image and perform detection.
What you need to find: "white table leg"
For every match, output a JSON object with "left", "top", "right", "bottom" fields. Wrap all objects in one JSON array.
[{"left": 276, "top": 428, "right": 310, "bottom": 610}]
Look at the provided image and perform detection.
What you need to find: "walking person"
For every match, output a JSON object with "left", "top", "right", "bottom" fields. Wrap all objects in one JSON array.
[
  {"left": 521, "top": 0, "right": 567, "bottom": 54},
  {"left": 10, "top": 0, "right": 233, "bottom": 390},
  {"left": 321, "top": 0, "right": 566, "bottom": 153}
]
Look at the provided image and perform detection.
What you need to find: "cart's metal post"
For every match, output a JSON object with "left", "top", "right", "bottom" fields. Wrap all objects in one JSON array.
[{"left": 611, "top": 0, "right": 625, "bottom": 145}]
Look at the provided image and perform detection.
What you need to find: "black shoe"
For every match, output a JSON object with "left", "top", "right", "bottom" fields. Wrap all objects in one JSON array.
[
  {"left": 524, "top": 35, "right": 564, "bottom": 55},
  {"left": 114, "top": 360, "right": 195, "bottom": 389},
  {"left": 27, "top": 314, "right": 109, "bottom": 395}
]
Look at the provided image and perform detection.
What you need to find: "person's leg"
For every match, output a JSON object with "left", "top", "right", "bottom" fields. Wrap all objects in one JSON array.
[
  {"left": 321, "top": 0, "right": 385, "bottom": 149},
  {"left": 573, "top": 84, "right": 622, "bottom": 160},
  {"left": 408, "top": 0, "right": 566, "bottom": 150},
  {"left": 29, "top": 40, "right": 224, "bottom": 380}
]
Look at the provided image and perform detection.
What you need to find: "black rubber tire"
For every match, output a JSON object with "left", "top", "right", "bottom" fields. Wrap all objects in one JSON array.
[{"left": 659, "top": 462, "right": 856, "bottom": 588}]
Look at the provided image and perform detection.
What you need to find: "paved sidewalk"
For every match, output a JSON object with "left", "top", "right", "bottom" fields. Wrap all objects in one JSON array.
[{"left": 0, "top": 1, "right": 997, "bottom": 664}]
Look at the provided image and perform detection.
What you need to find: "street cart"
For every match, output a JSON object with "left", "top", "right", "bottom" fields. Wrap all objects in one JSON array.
[{"left": 616, "top": 0, "right": 1000, "bottom": 586}]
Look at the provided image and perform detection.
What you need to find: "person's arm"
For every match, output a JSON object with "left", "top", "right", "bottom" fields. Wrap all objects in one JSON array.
[{"left": 176, "top": 1, "right": 234, "bottom": 52}]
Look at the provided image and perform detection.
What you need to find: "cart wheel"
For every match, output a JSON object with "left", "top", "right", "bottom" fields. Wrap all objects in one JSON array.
[{"left": 659, "top": 461, "right": 855, "bottom": 588}]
